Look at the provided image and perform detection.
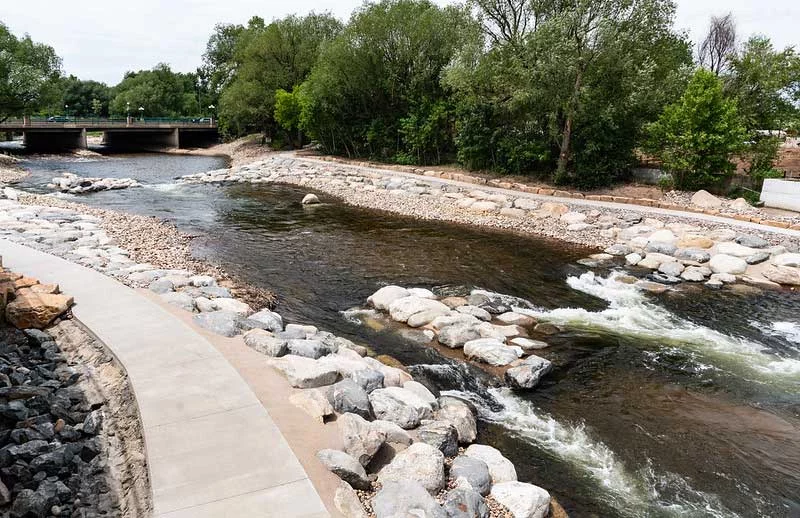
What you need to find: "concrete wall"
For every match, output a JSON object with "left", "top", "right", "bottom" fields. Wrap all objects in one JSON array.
[
  {"left": 102, "top": 129, "right": 179, "bottom": 150},
  {"left": 761, "top": 179, "right": 800, "bottom": 212}
]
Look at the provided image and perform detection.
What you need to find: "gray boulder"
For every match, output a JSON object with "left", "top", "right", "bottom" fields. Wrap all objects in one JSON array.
[
  {"left": 438, "top": 323, "right": 482, "bottom": 348},
  {"left": 269, "top": 355, "right": 340, "bottom": 388},
  {"left": 463, "top": 339, "right": 521, "bottom": 366},
  {"left": 370, "top": 387, "right": 434, "bottom": 429},
  {"left": 745, "top": 251, "right": 771, "bottom": 265},
  {"left": 334, "top": 481, "right": 368, "bottom": 518},
  {"left": 316, "top": 449, "right": 371, "bottom": 490},
  {"left": 339, "top": 413, "right": 385, "bottom": 467},
  {"left": 192, "top": 310, "right": 242, "bottom": 337},
  {"left": 464, "top": 444, "right": 517, "bottom": 484},
  {"left": 149, "top": 278, "right": 174, "bottom": 293},
  {"left": 373, "top": 481, "right": 446, "bottom": 518},
  {"left": 328, "top": 379, "right": 373, "bottom": 419},
  {"left": 243, "top": 329, "right": 287, "bottom": 357},
  {"left": 735, "top": 234, "right": 769, "bottom": 249},
  {"left": 417, "top": 421, "right": 459, "bottom": 457},
  {"left": 645, "top": 241, "right": 677, "bottom": 255},
  {"left": 443, "top": 488, "right": 490, "bottom": 518},
  {"left": 351, "top": 368, "right": 384, "bottom": 393},
  {"left": 377, "top": 442, "right": 446, "bottom": 495},
  {"left": 436, "top": 397, "right": 477, "bottom": 444},
  {"left": 674, "top": 248, "right": 711, "bottom": 263},
  {"left": 200, "top": 285, "right": 232, "bottom": 298},
  {"left": 247, "top": 309, "right": 284, "bottom": 331},
  {"left": 388, "top": 296, "right": 450, "bottom": 323},
  {"left": 160, "top": 292, "right": 196, "bottom": 312},
  {"left": 372, "top": 419, "right": 413, "bottom": 445},
  {"left": 490, "top": 481, "right": 550, "bottom": 518},
  {"left": 449, "top": 456, "right": 491, "bottom": 496},
  {"left": 287, "top": 339, "right": 329, "bottom": 359},
  {"left": 505, "top": 355, "right": 552, "bottom": 389}
]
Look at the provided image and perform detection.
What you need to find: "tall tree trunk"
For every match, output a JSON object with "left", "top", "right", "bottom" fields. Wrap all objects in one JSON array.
[{"left": 555, "top": 68, "right": 583, "bottom": 184}]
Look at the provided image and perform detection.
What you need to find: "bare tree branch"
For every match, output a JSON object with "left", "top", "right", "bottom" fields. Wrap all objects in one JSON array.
[{"left": 699, "top": 13, "right": 737, "bottom": 75}]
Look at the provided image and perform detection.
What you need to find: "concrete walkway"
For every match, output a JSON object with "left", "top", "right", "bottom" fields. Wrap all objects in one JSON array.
[{"left": 0, "top": 239, "right": 328, "bottom": 518}]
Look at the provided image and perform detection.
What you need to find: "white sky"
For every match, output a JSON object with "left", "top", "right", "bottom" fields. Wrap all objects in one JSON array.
[{"left": 2, "top": 0, "right": 798, "bottom": 84}]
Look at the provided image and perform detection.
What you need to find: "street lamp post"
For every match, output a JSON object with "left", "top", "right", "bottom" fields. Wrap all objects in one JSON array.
[
  {"left": 126, "top": 102, "right": 131, "bottom": 125},
  {"left": 138, "top": 106, "right": 144, "bottom": 122},
  {"left": 208, "top": 104, "right": 215, "bottom": 126},
  {"left": 64, "top": 104, "right": 69, "bottom": 121}
]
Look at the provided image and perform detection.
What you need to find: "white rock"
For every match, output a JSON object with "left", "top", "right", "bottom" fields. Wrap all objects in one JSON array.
[
  {"left": 773, "top": 253, "right": 800, "bottom": 268},
  {"left": 464, "top": 444, "right": 517, "bottom": 484},
  {"left": 388, "top": 296, "right": 450, "bottom": 323},
  {"left": 211, "top": 297, "right": 252, "bottom": 315},
  {"left": 301, "top": 193, "right": 320, "bottom": 204},
  {"left": 708, "top": 254, "right": 748, "bottom": 275},
  {"left": 560, "top": 212, "right": 587, "bottom": 224},
  {"left": 496, "top": 312, "right": 536, "bottom": 327},
  {"left": 468, "top": 201, "right": 499, "bottom": 213},
  {"left": 490, "top": 481, "right": 551, "bottom": 518},
  {"left": 463, "top": 339, "right": 521, "bottom": 366},
  {"left": 377, "top": 443, "right": 446, "bottom": 495},
  {"left": 368, "top": 285, "right": 410, "bottom": 310},
  {"left": 691, "top": 190, "right": 722, "bottom": 208},
  {"left": 716, "top": 242, "right": 757, "bottom": 258},
  {"left": 648, "top": 229, "right": 676, "bottom": 243}
]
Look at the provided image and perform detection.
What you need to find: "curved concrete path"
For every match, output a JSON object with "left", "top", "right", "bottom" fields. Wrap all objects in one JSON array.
[{"left": 0, "top": 239, "right": 328, "bottom": 518}]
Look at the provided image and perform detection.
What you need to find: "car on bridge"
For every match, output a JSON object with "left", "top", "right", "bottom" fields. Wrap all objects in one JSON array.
[{"left": 46, "top": 116, "right": 71, "bottom": 122}]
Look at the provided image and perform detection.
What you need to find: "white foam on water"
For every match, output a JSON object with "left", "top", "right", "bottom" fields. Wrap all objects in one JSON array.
[
  {"left": 515, "top": 272, "right": 800, "bottom": 378},
  {"left": 452, "top": 387, "right": 740, "bottom": 518},
  {"left": 751, "top": 321, "right": 800, "bottom": 354},
  {"left": 143, "top": 182, "right": 182, "bottom": 193}
]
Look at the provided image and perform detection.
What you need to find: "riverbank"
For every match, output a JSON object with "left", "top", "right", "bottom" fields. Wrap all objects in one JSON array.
[
  {"left": 0, "top": 265, "right": 149, "bottom": 517},
  {"left": 181, "top": 153, "right": 800, "bottom": 291},
  {"left": 0, "top": 194, "right": 570, "bottom": 517},
  {"left": 0, "top": 154, "right": 29, "bottom": 185}
]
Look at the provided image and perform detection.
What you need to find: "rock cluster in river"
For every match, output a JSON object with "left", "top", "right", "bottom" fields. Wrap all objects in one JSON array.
[
  {"left": 362, "top": 285, "right": 554, "bottom": 387},
  {"left": 49, "top": 173, "right": 140, "bottom": 194},
  {"left": 180, "top": 156, "right": 800, "bottom": 291}
]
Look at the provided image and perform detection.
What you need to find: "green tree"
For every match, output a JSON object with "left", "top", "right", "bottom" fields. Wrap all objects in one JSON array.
[
  {"left": 448, "top": 0, "right": 691, "bottom": 187},
  {"left": 217, "top": 13, "right": 342, "bottom": 138},
  {"left": 0, "top": 22, "right": 62, "bottom": 121},
  {"left": 109, "top": 64, "right": 202, "bottom": 117},
  {"left": 54, "top": 76, "right": 111, "bottom": 117},
  {"left": 727, "top": 36, "right": 800, "bottom": 132},
  {"left": 300, "top": 0, "right": 480, "bottom": 164},
  {"left": 646, "top": 69, "right": 746, "bottom": 190}
]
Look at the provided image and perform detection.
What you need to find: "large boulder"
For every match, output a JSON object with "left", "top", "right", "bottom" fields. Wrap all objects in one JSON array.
[
  {"left": 436, "top": 397, "right": 477, "bottom": 444},
  {"left": 246, "top": 309, "right": 284, "bottom": 332},
  {"left": 442, "top": 488, "right": 490, "bottom": 518},
  {"left": 416, "top": 421, "right": 459, "bottom": 457},
  {"left": 496, "top": 312, "right": 536, "bottom": 327},
  {"left": 316, "top": 449, "right": 371, "bottom": 490},
  {"left": 369, "top": 387, "right": 434, "bottom": 429},
  {"left": 208, "top": 297, "right": 252, "bottom": 314},
  {"left": 504, "top": 355, "right": 553, "bottom": 389},
  {"left": 328, "top": 379, "right": 373, "bottom": 419},
  {"left": 6, "top": 292, "right": 73, "bottom": 329},
  {"left": 773, "top": 253, "right": 800, "bottom": 268},
  {"left": 464, "top": 444, "right": 517, "bottom": 484},
  {"left": 351, "top": 368, "right": 385, "bottom": 393},
  {"left": 372, "top": 419, "right": 413, "bottom": 445},
  {"left": 372, "top": 481, "right": 446, "bottom": 518},
  {"left": 691, "top": 190, "right": 722, "bottom": 208},
  {"left": 708, "top": 254, "right": 748, "bottom": 275},
  {"left": 192, "top": 310, "right": 243, "bottom": 337},
  {"left": 334, "top": 481, "right": 368, "bottom": 518},
  {"left": 289, "top": 389, "right": 334, "bottom": 423},
  {"left": 388, "top": 296, "right": 450, "bottom": 323},
  {"left": 716, "top": 242, "right": 758, "bottom": 258},
  {"left": 735, "top": 234, "right": 769, "bottom": 249},
  {"left": 403, "top": 380, "right": 438, "bottom": 408},
  {"left": 368, "top": 285, "right": 410, "bottom": 310},
  {"left": 377, "top": 442, "right": 446, "bottom": 495},
  {"left": 463, "top": 339, "right": 521, "bottom": 366},
  {"left": 339, "top": 413, "right": 385, "bottom": 467},
  {"left": 243, "top": 329, "right": 287, "bottom": 357},
  {"left": 490, "top": 481, "right": 551, "bottom": 518},
  {"left": 287, "top": 339, "right": 329, "bottom": 359},
  {"left": 269, "top": 355, "right": 340, "bottom": 388},
  {"left": 438, "top": 323, "right": 482, "bottom": 348},
  {"left": 449, "top": 456, "right": 491, "bottom": 496},
  {"left": 763, "top": 266, "right": 800, "bottom": 286}
]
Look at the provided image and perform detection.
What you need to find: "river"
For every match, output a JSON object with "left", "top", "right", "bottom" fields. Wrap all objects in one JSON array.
[{"left": 13, "top": 152, "right": 800, "bottom": 517}]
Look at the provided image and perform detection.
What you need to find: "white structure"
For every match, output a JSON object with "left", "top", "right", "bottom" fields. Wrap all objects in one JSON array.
[{"left": 761, "top": 179, "right": 800, "bottom": 212}]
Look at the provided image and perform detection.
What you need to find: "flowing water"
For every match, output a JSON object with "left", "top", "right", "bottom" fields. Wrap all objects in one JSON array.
[{"left": 13, "top": 153, "right": 800, "bottom": 517}]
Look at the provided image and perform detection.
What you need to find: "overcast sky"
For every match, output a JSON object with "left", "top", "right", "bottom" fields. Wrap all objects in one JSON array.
[{"left": 3, "top": 0, "right": 798, "bottom": 84}]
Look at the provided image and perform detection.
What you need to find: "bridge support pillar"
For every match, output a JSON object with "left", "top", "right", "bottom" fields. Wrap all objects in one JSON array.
[
  {"left": 22, "top": 129, "right": 87, "bottom": 151},
  {"left": 170, "top": 128, "right": 180, "bottom": 149}
]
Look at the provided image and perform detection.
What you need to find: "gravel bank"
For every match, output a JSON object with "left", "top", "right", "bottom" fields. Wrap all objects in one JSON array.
[{"left": 13, "top": 191, "right": 275, "bottom": 309}]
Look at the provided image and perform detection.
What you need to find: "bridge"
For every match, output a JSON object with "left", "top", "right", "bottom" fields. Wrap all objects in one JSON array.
[{"left": 0, "top": 117, "right": 219, "bottom": 151}]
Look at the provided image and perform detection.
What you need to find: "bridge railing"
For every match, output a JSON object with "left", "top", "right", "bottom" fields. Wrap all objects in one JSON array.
[{"left": 0, "top": 117, "right": 217, "bottom": 128}]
